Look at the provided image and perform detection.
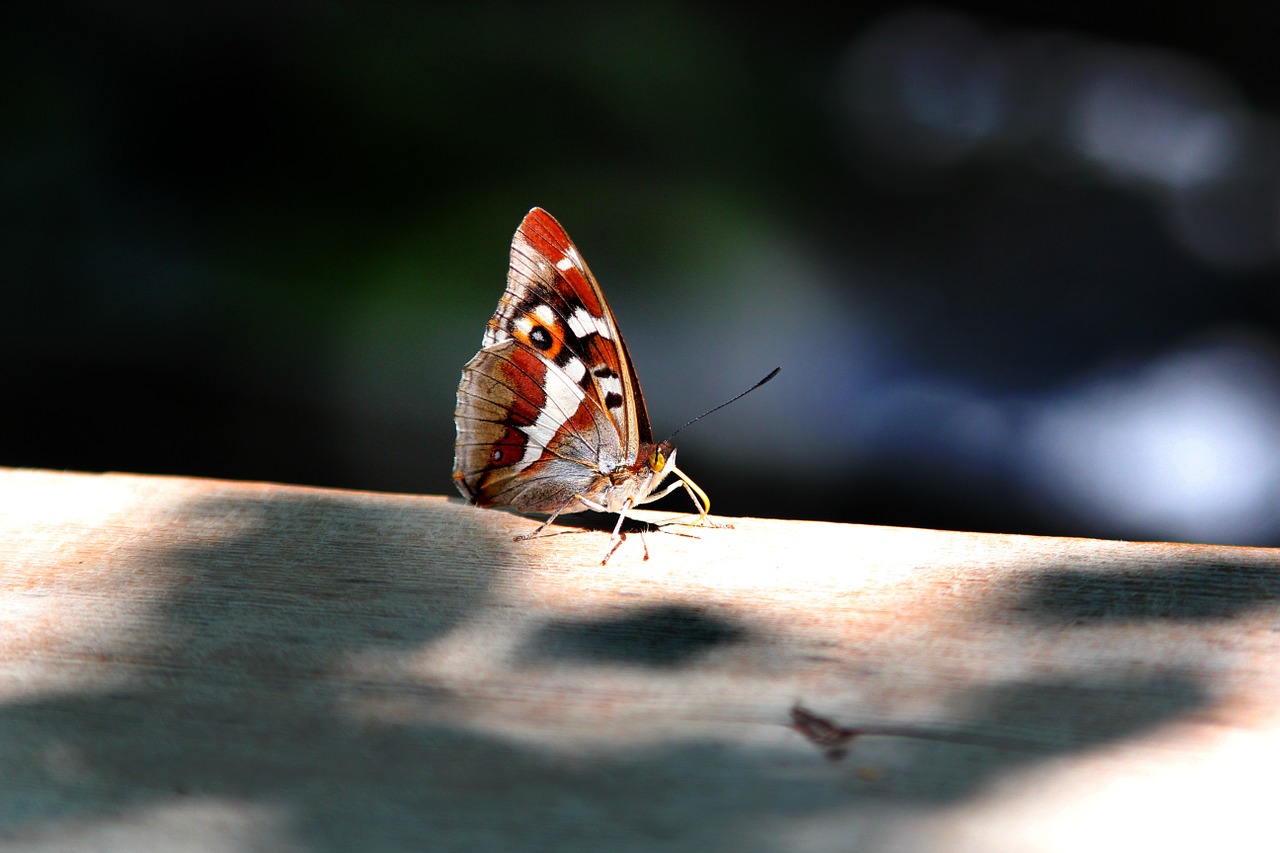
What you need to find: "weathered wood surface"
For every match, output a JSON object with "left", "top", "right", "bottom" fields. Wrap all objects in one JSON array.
[{"left": 2, "top": 467, "right": 1279, "bottom": 852}]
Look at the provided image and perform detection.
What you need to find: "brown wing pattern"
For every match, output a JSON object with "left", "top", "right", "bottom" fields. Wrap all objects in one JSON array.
[
  {"left": 487, "top": 208, "right": 653, "bottom": 453},
  {"left": 453, "top": 208, "right": 649, "bottom": 510}
]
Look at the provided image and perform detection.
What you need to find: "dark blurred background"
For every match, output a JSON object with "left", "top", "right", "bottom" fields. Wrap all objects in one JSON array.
[{"left": 6, "top": 2, "right": 1280, "bottom": 545}]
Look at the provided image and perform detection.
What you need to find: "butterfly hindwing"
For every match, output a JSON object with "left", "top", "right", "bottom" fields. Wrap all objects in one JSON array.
[{"left": 454, "top": 338, "right": 624, "bottom": 512}]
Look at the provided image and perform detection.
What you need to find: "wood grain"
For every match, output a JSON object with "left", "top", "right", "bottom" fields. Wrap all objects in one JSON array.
[{"left": 2, "top": 467, "right": 1278, "bottom": 852}]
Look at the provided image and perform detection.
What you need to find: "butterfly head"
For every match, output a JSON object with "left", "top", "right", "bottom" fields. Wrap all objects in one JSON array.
[{"left": 625, "top": 440, "right": 710, "bottom": 523}]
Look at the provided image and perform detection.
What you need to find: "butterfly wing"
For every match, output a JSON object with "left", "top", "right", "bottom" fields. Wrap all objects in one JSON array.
[
  {"left": 493, "top": 208, "right": 653, "bottom": 450},
  {"left": 453, "top": 208, "right": 653, "bottom": 512},
  {"left": 454, "top": 340, "right": 622, "bottom": 512}
]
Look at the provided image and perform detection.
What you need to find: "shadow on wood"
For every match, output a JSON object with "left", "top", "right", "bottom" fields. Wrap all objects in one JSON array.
[{"left": 2, "top": 468, "right": 1279, "bottom": 852}]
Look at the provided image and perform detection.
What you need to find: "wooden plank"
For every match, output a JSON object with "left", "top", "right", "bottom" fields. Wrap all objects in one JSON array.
[{"left": 1, "top": 466, "right": 1278, "bottom": 852}]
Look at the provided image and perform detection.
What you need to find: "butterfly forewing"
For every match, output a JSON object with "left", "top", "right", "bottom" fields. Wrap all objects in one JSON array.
[{"left": 494, "top": 209, "right": 653, "bottom": 453}]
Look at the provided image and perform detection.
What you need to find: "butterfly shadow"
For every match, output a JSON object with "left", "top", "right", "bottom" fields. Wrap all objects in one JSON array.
[{"left": 506, "top": 506, "right": 723, "bottom": 564}]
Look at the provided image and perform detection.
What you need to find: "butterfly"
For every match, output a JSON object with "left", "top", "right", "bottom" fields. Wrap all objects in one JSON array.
[{"left": 453, "top": 207, "right": 710, "bottom": 563}]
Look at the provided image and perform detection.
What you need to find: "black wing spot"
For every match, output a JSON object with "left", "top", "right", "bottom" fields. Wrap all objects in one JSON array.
[{"left": 529, "top": 326, "right": 553, "bottom": 350}]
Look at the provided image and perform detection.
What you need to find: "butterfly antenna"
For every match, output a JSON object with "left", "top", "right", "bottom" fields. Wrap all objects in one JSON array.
[{"left": 663, "top": 367, "right": 781, "bottom": 444}]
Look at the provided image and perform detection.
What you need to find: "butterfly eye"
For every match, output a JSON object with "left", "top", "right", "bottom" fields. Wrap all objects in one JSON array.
[{"left": 650, "top": 448, "right": 667, "bottom": 471}]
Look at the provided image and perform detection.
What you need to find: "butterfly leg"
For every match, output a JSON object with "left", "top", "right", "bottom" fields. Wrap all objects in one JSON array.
[
  {"left": 513, "top": 478, "right": 704, "bottom": 563},
  {"left": 513, "top": 493, "right": 637, "bottom": 565},
  {"left": 601, "top": 496, "right": 639, "bottom": 564},
  {"left": 514, "top": 494, "right": 604, "bottom": 542}
]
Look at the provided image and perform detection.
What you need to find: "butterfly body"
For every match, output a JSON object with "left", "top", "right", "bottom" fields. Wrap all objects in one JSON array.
[{"left": 453, "top": 208, "right": 707, "bottom": 561}]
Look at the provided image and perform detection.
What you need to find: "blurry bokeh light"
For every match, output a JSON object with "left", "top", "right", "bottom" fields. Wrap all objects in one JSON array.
[
  {"left": 1023, "top": 337, "right": 1280, "bottom": 545},
  {"left": 836, "top": 9, "right": 1280, "bottom": 270}
]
